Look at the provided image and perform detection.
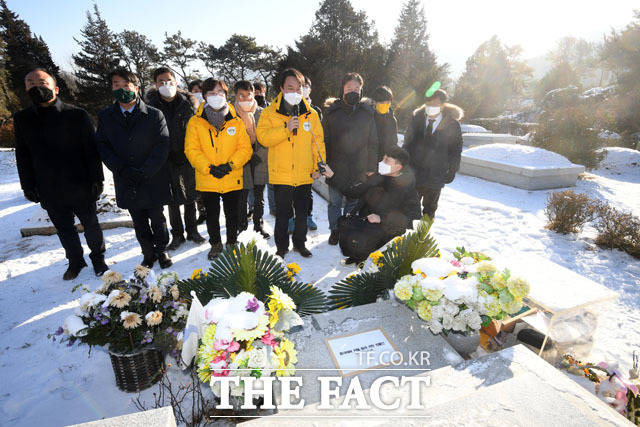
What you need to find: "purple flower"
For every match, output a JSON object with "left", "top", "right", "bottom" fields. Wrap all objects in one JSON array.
[
  {"left": 67, "top": 338, "right": 76, "bottom": 347},
  {"left": 246, "top": 297, "right": 259, "bottom": 313},
  {"left": 100, "top": 318, "right": 109, "bottom": 325},
  {"left": 166, "top": 327, "right": 173, "bottom": 333},
  {"left": 55, "top": 327, "right": 64, "bottom": 336},
  {"left": 141, "top": 330, "right": 153, "bottom": 344}
]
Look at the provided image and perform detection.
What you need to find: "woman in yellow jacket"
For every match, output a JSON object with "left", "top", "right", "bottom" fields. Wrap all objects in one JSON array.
[
  {"left": 185, "top": 78, "right": 252, "bottom": 259},
  {"left": 256, "top": 68, "right": 327, "bottom": 259}
]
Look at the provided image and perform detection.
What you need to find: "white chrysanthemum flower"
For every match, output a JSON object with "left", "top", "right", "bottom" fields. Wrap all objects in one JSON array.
[
  {"left": 460, "top": 256, "right": 475, "bottom": 266},
  {"left": 148, "top": 286, "right": 163, "bottom": 303},
  {"left": 106, "top": 289, "right": 131, "bottom": 308},
  {"left": 452, "top": 315, "right": 467, "bottom": 332},
  {"left": 170, "top": 285, "right": 179, "bottom": 301},
  {"left": 428, "top": 319, "right": 443, "bottom": 335},
  {"left": 393, "top": 276, "right": 415, "bottom": 301},
  {"left": 101, "top": 270, "right": 123, "bottom": 287},
  {"left": 430, "top": 303, "right": 445, "bottom": 320},
  {"left": 459, "top": 308, "right": 482, "bottom": 331},
  {"left": 171, "top": 303, "right": 189, "bottom": 322},
  {"left": 78, "top": 292, "right": 107, "bottom": 312},
  {"left": 158, "top": 272, "right": 178, "bottom": 290},
  {"left": 247, "top": 347, "right": 270, "bottom": 369},
  {"left": 442, "top": 313, "right": 454, "bottom": 330},
  {"left": 120, "top": 311, "right": 142, "bottom": 329},
  {"left": 145, "top": 311, "right": 163, "bottom": 326},
  {"left": 134, "top": 265, "right": 151, "bottom": 280}
]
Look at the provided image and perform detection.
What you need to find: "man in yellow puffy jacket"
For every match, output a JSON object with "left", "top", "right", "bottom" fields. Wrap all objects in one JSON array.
[
  {"left": 184, "top": 78, "right": 252, "bottom": 259},
  {"left": 257, "top": 68, "right": 327, "bottom": 259}
]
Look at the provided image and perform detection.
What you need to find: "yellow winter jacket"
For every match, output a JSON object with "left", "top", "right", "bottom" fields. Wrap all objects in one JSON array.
[
  {"left": 184, "top": 103, "right": 252, "bottom": 193},
  {"left": 256, "top": 93, "right": 326, "bottom": 187}
]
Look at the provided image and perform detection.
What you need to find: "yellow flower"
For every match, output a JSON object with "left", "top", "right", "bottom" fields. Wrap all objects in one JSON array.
[
  {"left": 369, "top": 251, "right": 384, "bottom": 266},
  {"left": 148, "top": 286, "right": 163, "bottom": 303},
  {"left": 170, "top": 285, "right": 179, "bottom": 301},
  {"left": 108, "top": 290, "right": 131, "bottom": 308},
  {"left": 145, "top": 311, "right": 163, "bottom": 326},
  {"left": 416, "top": 301, "right": 432, "bottom": 321},
  {"left": 267, "top": 286, "right": 296, "bottom": 327},
  {"left": 232, "top": 315, "right": 269, "bottom": 341},
  {"left": 393, "top": 277, "right": 413, "bottom": 301},
  {"left": 275, "top": 339, "right": 298, "bottom": 376},
  {"left": 393, "top": 236, "right": 403, "bottom": 243},
  {"left": 491, "top": 274, "right": 508, "bottom": 289},
  {"left": 191, "top": 269, "right": 203, "bottom": 280},
  {"left": 422, "top": 288, "right": 443, "bottom": 302},
  {"left": 501, "top": 298, "right": 523, "bottom": 314},
  {"left": 507, "top": 277, "right": 530, "bottom": 300},
  {"left": 475, "top": 261, "right": 497, "bottom": 274},
  {"left": 121, "top": 311, "right": 142, "bottom": 329},
  {"left": 286, "top": 263, "right": 301, "bottom": 275}
]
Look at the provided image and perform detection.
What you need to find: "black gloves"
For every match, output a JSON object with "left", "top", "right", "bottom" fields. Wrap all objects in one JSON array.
[
  {"left": 121, "top": 167, "right": 145, "bottom": 184},
  {"left": 23, "top": 189, "right": 39, "bottom": 203},
  {"left": 209, "top": 163, "right": 232, "bottom": 179},
  {"left": 91, "top": 182, "right": 104, "bottom": 201}
]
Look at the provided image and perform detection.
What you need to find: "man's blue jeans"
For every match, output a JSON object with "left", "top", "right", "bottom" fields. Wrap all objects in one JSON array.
[{"left": 328, "top": 185, "right": 358, "bottom": 232}]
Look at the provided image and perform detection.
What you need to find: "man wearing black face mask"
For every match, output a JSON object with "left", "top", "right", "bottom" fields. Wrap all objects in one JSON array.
[
  {"left": 14, "top": 68, "right": 107, "bottom": 280},
  {"left": 322, "top": 72, "right": 379, "bottom": 245}
]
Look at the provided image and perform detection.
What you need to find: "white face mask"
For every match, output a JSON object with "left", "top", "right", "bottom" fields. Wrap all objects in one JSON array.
[
  {"left": 283, "top": 92, "right": 302, "bottom": 106},
  {"left": 378, "top": 161, "right": 392, "bottom": 175},
  {"left": 206, "top": 94, "right": 226, "bottom": 110},
  {"left": 192, "top": 92, "right": 204, "bottom": 103},
  {"left": 158, "top": 83, "right": 177, "bottom": 98},
  {"left": 426, "top": 106, "right": 441, "bottom": 116},
  {"left": 238, "top": 100, "right": 254, "bottom": 111}
]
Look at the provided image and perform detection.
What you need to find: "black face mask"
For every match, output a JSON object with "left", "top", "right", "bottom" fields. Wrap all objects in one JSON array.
[
  {"left": 255, "top": 95, "right": 266, "bottom": 107},
  {"left": 344, "top": 91, "right": 361, "bottom": 106},
  {"left": 28, "top": 86, "right": 55, "bottom": 105}
]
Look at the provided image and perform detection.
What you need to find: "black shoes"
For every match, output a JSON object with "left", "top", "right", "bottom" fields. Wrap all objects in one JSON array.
[
  {"left": 187, "top": 232, "right": 206, "bottom": 244},
  {"left": 328, "top": 230, "right": 339, "bottom": 246},
  {"left": 167, "top": 235, "right": 186, "bottom": 251},
  {"left": 255, "top": 226, "right": 270, "bottom": 239},
  {"left": 158, "top": 252, "right": 173, "bottom": 269},
  {"left": 63, "top": 259, "right": 88, "bottom": 281},
  {"left": 293, "top": 245, "right": 312, "bottom": 258},
  {"left": 275, "top": 248, "right": 288, "bottom": 259},
  {"left": 208, "top": 242, "right": 223, "bottom": 260},
  {"left": 92, "top": 260, "right": 109, "bottom": 277},
  {"left": 344, "top": 257, "right": 365, "bottom": 268},
  {"left": 141, "top": 253, "right": 156, "bottom": 268}
]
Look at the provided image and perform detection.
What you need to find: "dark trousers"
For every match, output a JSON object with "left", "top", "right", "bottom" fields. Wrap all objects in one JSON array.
[
  {"left": 46, "top": 202, "right": 105, "bottom": 265},
  {"left": 128, "top": 207, "right": 170, "bottom": 256},
  {"left": 416, "top": 186, "right": 443, "bottom": 219},
  {"left": 196, "top": 193, "right": 206, "bottom": 217},
  {"left": 238, "top": 189, "right": 249, "bottom": 232},
  {"left": 168, "top": 201, "right": 197, "bottom": 238},
  {"left": 201, "top": 190, "right": 241, "bottom": 245},
  {"left": 308, "top": 194, "right": 313, "bottom": 217},
  {"left": 252, "top": 184, "right": 265, "bottom": 229},
  {"left": 274, "top": 184, "right": 311, "bottom": 252}
]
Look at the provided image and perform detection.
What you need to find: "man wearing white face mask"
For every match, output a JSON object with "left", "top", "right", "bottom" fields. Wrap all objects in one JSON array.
[
  {"left": 404, "top": 88, "right": 464, "bottom": 219},
  {"left": 146, "top": 67, "right": 205, "bottom": 251},
  {"left": 337, "top": 146, "right": 421, "bottom": 265}
]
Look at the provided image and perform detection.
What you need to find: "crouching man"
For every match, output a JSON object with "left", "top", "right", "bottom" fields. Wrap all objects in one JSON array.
[{"left": 338, "top": 146, "right": 421, "bottom": 265}]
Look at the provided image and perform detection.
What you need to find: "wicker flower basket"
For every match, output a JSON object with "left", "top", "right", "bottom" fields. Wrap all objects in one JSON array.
[{"left": 108, "top": 346, "right": 164, "bottom": 392}]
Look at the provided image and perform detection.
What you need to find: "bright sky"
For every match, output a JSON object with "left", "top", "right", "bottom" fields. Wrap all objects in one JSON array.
[{"left": 5, "top": 0, "right": 638, "bottom": 78}]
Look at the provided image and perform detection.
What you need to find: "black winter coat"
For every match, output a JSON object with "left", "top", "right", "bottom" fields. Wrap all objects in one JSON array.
[
  {"left": 404, "top": 104, "right": 464, "bottom": 189},
  {"left": 145, "top": 89, "right": 198, "bottom": 204},
  {"left": 95, "top": 100, "right": 171, "bottom": 210},
  {"left": 374, "top": 107, "right": 399, "bottom": 161},
  {"left": 13, "top": 98, "right": 103, "bottom": 209},
  {"left": 355, "top": 170, "right": 422, "bottom": 237},
  {"left": 322, "top": 98, "right": 379, "bottom": 193}
]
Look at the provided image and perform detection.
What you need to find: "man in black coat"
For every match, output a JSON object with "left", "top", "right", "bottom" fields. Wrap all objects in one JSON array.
[
  {"left": 371, "top": 85, "right": 399, "bottom": 161},
  {"left": 96, "top": 68, "right": 173, "bottom": 269},
  {"left": 14, "top": 68, "right": 107, "bottom": 280},
  {"left": 339, "top": 146, "right": 421, "bottom": 264},
  {"left": 404, "top": 89, "right": 464, "bottom": 219},
  {"left": 323, "top": 72, "right": 379, "bottom": 245},
  {"left": 146, "top": 67, "right": 205, "bottom": 251}
]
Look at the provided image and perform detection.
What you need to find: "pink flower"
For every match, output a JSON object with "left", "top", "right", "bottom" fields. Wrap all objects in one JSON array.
[
  {"left": 211, "top": 354, "right": 229, "bottom": 376},
  {"left": 214, "top": 339, "right": 238, "bottom": 351},
  {"left": 227, "top": 341, "right": 240, "bottom": 352},
  {"left": 261, "top": 330, "right": 277, "bottom": 349},
  {"left": 450, "top": 260, "right": 462, "bottom": 267}
]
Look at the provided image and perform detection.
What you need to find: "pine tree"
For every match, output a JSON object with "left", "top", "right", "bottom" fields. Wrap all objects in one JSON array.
[
  {"left": 120, "top": 30, "right": 160, "bottom": 94},
  {"left": 388, "top": 0, "right": 448, "bottom": 129},
  {"left": 72, "top": 4, "right": 123, "bottom": 115},
  {"left": 162, "top": 31, "right": 198, "bottom": 87},
  {"left": 281, "top": 0, "right": 387, "bottom": 105},
  {"left": 0, "top": 0, "right": 70, "bottom": 106}
]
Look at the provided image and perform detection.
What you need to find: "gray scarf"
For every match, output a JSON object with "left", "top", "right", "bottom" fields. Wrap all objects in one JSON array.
[{"left": 204, "top": 104, "right": 229, "bottom": 130}]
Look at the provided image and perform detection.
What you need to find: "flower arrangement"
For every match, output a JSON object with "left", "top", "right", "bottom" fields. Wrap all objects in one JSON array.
[
  {"left": 393, "top": 247, "right": 530, "bottom": 335},
  {"left": 52, "top": 266, "right": 189, "bottom": 356},
  {"left": 195, "top": 286, "right": 301, "bottom": 400}
]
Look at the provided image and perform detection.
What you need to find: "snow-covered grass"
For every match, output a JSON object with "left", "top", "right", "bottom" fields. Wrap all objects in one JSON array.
[{"left": 0, "top": 146, "right": 639, "bottom": 425}]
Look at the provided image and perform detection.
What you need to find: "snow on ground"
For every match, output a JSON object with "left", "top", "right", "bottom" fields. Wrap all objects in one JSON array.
[
  {"left": 0, "top": 146, "right": 639, "bottom": 425},
  {"left": 463, "top": 143, "right": 575, "bottom": 168}
]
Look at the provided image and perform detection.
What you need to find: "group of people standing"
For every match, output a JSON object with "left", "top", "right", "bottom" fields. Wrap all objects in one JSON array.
[{"left": 13, "top": 65, "right": 464, "bottom": 280}]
